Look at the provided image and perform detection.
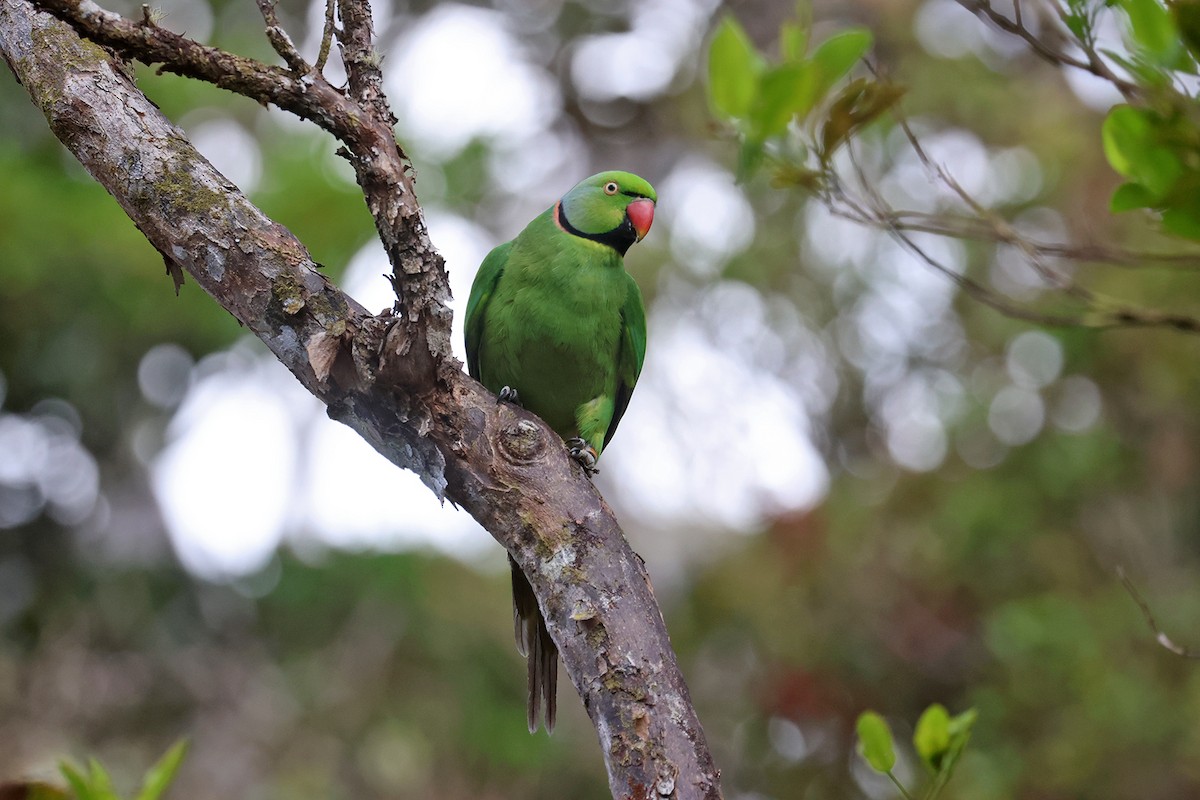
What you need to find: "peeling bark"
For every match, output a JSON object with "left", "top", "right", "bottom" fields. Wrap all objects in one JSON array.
[{"left": 0, "top": 2, "right": 723, "bottom": 797}]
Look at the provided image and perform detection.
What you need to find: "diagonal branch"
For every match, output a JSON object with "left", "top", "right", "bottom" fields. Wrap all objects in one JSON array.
[
  {"left": 255, "top": 0, "right": 309, "bottom": 73},
  {"left": 954, "top": 0, "right": 1140, "bottom": 99},
  {"left": 30, "top": 0, "right": 446, "bottom": 352},
  {"left": 1117, "top": 567, "right": 1200, "bottom": 660},
  {"left": 0, "top": 2, "right": 722, "bottom": 797},
  {"left": 316, "top": 0, "right": 336, "bottom": 73}
]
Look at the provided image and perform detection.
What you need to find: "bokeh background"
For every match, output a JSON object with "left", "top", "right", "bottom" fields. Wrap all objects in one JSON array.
[{"left": 3, "top": 0, "right": 1200, "bottom": 797}]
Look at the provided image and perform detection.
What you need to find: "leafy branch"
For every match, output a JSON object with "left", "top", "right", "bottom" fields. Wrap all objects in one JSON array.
[
  {"left": 1117, "top": 566, "right": 1200, "bottom": 659},
  {"left": 856, "top": 705, "right": 978, "bottom": 800},
  {"left": 706, "top": 4, "right": 1200, "bottom": 335}
]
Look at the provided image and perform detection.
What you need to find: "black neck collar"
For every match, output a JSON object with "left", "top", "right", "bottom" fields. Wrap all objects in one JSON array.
[{"left": 556, "top": 202, "right": 636, "bottom": 256}]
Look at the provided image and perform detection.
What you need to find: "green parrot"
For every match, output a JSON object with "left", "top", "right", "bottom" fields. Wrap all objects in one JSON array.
[{"left": 464, "top": 170, "right": 656, "bottom": 733}]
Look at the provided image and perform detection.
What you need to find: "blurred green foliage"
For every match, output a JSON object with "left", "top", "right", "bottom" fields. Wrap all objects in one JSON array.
[
  {"left": 61, "top": 741, "right": 186, "bottom": 800},
  {"left": 4, "top": 1, "right": 1200, "bottom": 799},
  {"left": 708, "top": 13, "right": 888, "bottom": 179},
  {"left": 854, "top": 704, "right": 976, "bottom": 799}
]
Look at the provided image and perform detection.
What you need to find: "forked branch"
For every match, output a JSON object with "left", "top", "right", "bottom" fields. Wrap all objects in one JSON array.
[{"left": 1, "top": 2, "right": 722, "bottom": 797}]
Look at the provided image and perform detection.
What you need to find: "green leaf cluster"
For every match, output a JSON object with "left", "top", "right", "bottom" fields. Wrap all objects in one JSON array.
[
  {"left": 855, "top": 706, "right": 977, "bottom": 800},
  {"left": 57, "top": 741, "right": 187, "bottom": 800},
  {"left": 1099, "top": 0, "right": 1200, "bottom": 238},
  {"left": 706, "top": 10, "right": 894, "bottom": 180},
  {"left": 1102, "top": 100, "right": 1200, "bottom": 238}
]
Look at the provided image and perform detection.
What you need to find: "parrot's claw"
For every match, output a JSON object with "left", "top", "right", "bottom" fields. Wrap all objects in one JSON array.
[
  {"left": 498, "top": 386, "right": 522, "bottom": 406},
  {"left": 566, "top": 438, "right": 599, "bottom": 476}
]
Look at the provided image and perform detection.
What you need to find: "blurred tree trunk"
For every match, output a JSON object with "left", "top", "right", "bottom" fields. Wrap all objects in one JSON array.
[{"left": 0, "top": 2, "right": 722, "bottom": 798}]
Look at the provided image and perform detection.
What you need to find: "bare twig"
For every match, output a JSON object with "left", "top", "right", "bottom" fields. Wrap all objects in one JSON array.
[
  {"left": 817, "top": 64, "right": 1200, "bottom": 334},
  {"left": 833, "top": 134, "right": 1200, "bottom": 334},
  {"left": 892, "top": 112, "right": 1092, "bottom": 301},
  {"left": 255, "top": 0, "right": 309, "bottom": 74},
  {"left": 31, "top": 0, "right": 442, "bottom": 343},
  {"left": 1117, "top": 567, "right": 1200, "bottom": 659},
  {"left": 831, "top": 187, "right": 1200, "bottom": 333},
  {"left": 955, "top": 0, "right": 1140, "bottom": 99},
  {"left": 316, "top": 0, "right": 336, "bottom": 73},
  {"left": 32, "top": 0, "right": 351, "bottom": 140},
  {"left": 879, "top": 211, "right": 1200, "bottom": 270}
]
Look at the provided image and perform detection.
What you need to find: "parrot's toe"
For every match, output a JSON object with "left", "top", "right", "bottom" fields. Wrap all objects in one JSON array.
[
  {"left": 566, "top": 438, "right": 599, "bottom": 476},
  {"left": 498, "top": 386, "right": 522, "bottom": 405}
]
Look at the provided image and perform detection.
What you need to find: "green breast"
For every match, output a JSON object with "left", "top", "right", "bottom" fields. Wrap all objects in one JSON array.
[{"left": 476, "top": 214, "right": 629, "bottom": 440}]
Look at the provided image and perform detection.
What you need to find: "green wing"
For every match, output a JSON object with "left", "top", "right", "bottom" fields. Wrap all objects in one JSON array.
[
  {"left": 464, "top": 241, "right": 513, "bottom": 380},
  {"left": 604, "top": 273, "right": 647, "bottom": 448}
]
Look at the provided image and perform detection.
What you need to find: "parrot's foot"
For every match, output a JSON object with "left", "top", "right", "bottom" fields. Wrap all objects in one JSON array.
[
  {"left": 566, "top": 438, "right": 599, "bottom": 476},
  {"left": 498, "top": 386, "right": 522, "bottom": 406}
]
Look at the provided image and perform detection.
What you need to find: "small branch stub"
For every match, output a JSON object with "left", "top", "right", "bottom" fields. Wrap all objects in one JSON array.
[{"left": 500, "top": 417, "right": 546, "bottom": 465}]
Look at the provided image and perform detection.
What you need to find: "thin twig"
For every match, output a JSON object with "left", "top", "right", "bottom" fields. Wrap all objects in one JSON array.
[
  {"left": 824, "top": 77, "right": 1200, "bottom": 334},
  {"left": 881, "top": 212, "right": 1200, "bottom": 270},
  {"left": 316, "top": 0, "right": 336, "bottom": 73},
  {"left": 834, "top": 139, "right": 1200, "bottom": 333},
  {"left": 1117, "top": 566, "right": 1200, "bottom": 659},
  {"left": 955, "top": 0, "right": 1140, "bottom": 99},
  {"left": 887, "top": 772, "right": 918, "bottom": 800},
  {"left": 34, "top": 0, "right": 325, "bottom": 124},
  {"left": 894, "top": 111, "right": 1093, "bottom": 300},
  {"left": 255, "top": 0, "right": 309, "bottom": 73}
]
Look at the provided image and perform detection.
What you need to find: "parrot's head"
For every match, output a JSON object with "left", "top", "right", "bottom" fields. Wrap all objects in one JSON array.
[{"left": 556, "top": 171, "right": 657, "bottom": 255}]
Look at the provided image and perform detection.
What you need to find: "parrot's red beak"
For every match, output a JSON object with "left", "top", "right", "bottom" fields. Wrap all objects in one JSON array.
[{"left": 627, "top": 199, "right": 655, "bottom": 242}]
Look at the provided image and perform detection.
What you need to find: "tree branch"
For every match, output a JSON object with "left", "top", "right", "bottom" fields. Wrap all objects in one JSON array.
[
  {"left": 255, "top": 0, "right": 309, "bottom": 73},
  {"left": 30, "top": 0, "right": 447, "bottom": 356},
  {"left": 810, "top": 72, "right": 1200, "bottom": 335},
  {"left": 0, "top": 2, "right": 722, "bottom": 797},
  {"left": 316, "top": 0, "right": 336, "bottom": 74},
  {"left": 954, "top": 0, "right": 1140, "bottom": 99},
  {"left": 1117, "top": 567, "right": 1200, "bottom": 660}
]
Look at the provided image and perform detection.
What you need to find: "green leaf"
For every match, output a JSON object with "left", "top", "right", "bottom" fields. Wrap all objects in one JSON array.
[
  {"left": 1102, "top": 105, "right": 1147, "bottom": 176},
  {"left": 770, "top": 163, "right": 824, "bottom": 191},
  {"left": 1063, "top": 11, "right": 1088, "bottom": 39},
  {"left": 855, "top": 710, "right": 897, "bottom": 773},
  {"left": 135, "top": 740, "right": 189, "bottom": 800},
  {"left": 750, "top": 62, "right": 819, "bottom": 139},
  {"left": 1119, "top": 0, "right": 1179, "bottom": 62},
  {"left": 85, "top": 760, "right": 119, "bottom": 800},
  {"left": 924, "top": 708, "right": 979, "bottom": 800},
  {"left": 811, "top": 29, "right": 873, "bottom": 91},
  {"left": 1101, "top": 105, "right": 1182, "bottom": 197},
  {"left": 1110, "top": 181, "right": 1156, "bottom": 211},
  {"left": 59, "top": 764, "right": 92, "bottom": 800},
  {"left": 948, "top": 707, "right": 978, "bottom": 739},
  {"left": 820, "top": 78, "right": 905, "bottom": 159},
  {"left": 1172, "top": 0, "right": 1200, "bottom": 58},
  {"left": 1161, "top": 206, "right": 1200, "bottom": 239},
  {"left": 780, "top": 21, "right": 808, "bottom": 61},
  {"left": 736, "top": 138, "right": 766, "bottom": 182},
  {"left": 913, "top": 703, "right": 951, "bottom": 772},
  {"left": 708, "top": 16, "right": 765, "bottom": 119}
]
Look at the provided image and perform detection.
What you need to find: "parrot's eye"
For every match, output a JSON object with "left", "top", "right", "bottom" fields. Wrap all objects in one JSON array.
[{"left": 604, "top": 182, "right": 619, "bottom": 195}]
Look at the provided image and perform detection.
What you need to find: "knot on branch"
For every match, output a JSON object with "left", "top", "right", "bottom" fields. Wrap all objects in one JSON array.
[{"left": 499, "top": 418, "right": 546, "bottom": 465}]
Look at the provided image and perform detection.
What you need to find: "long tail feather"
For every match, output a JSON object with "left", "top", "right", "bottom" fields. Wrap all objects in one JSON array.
[{"left": 509, "top": 554, "right": 559, "bottom": 733}]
